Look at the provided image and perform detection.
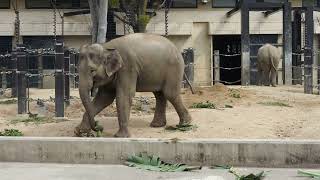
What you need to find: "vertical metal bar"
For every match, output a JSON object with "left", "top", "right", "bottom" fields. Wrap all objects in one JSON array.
[
  {"left": 292, "top": 10, "right": 302, "bottom": 85},
  {"left": 1, "top": 56, "right": 7, "bottom": 90},
  {"left": 241, "top": 0, "right": 250, "bottom": 85},
  {"left": 70, "top": 52, "right": 76, "bottom": 88},
  {"left": 283, "top": 2, "right": 292, "bottom": 85},
  {"left": 304, "top": 6, "right": 314, "bottom": 94},
  {"left": 38, "top": 54, "right": 43, "bottom": 89},
  {"left": 214, "top": 50, "right": 220, "bottom": 84},
  {"left": 64, "top": 49, "right": 70, "bottom": 106},
  {"left": 55, "top": 41, "right": 64, "bottom": 117},
  {"left": 17, "top": 45, "right": 27, "bottom": 114},
  {"left": 11, "top": 50, "right": 17, "bottom": 97}
]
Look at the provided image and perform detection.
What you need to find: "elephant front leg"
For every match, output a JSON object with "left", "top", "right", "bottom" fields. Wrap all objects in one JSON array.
[
  {"left": 114, "top": 89, "right": 134, "bottom": 138},
  {"left": 75, "top": 89, "right": 115, "bottom": 137}
]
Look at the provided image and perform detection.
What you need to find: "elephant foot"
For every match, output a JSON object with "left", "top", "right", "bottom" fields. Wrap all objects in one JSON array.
[
  {"left": 114, "top": 128, "right": 130, "bottom": 138},
  {"left": 271, "top": 84, "right": 277, "bottom": 87},
  {"left": 74, "top": 126, "right": 94, "bottom": 137},
  {"left": 150, "top": 118, "right": 166, "bottom": 128},
  {"left": 179, "top": 114, "right": 192, "bottom": 126}
]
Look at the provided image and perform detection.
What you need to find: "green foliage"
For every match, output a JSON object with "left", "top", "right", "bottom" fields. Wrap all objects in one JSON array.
[
  {"left": 225, "top": 104, "right": 233, "bottom": 108},
  {"left": 229, "top": 89, "right": 241, "bottom": 98},
  {"left": 10, "top": 116, "right": 49, "bottom": 124},
  {"left": 137, "top": 15, "right": 151, "bottom": 31},
  {"left": 298, "top": 170, "right": 320, "bottom": 179},
  {"left": 0, "top": 129, "right": 23, "bottom": 136},
  {"left": 109, "top": 0, "right": 119, "bottom": 8},
  {"left": 0, "top": 99, "right": 17, "bottom": 104},
  {"left": 126, "top": 153, "right": 201, "bottom": 172},
  {"left": 191, "top": 101, "right": 216, "bottom": 109},
  {"left": 95, "top": 121, "right": 104, "bottom": 137},
  {"left": 212, "top": 165, "right": 267, "bottom": 180},
  {"left": 258, "top": 101, "right": 292, "bottom": 107},
  {"left": 165, "top": 124, "right": 198, "bottom": 132}
]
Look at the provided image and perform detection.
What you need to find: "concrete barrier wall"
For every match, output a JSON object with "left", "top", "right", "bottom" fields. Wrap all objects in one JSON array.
[{"left": 0, "top": 137, "right": 320, "bottom": 168}]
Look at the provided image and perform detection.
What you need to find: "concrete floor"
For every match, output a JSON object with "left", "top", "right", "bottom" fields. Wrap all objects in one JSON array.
[{"left": 0, "top": 162, "right": 317, "bottom": 180}]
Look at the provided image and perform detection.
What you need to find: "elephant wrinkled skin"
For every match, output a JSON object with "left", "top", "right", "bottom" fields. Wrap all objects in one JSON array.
[
  {"left": 257, "top": 43, "right": 282, "bottom": 87},
  {"left": 75, "top": 33, "right": 193, "bottom": 138}
]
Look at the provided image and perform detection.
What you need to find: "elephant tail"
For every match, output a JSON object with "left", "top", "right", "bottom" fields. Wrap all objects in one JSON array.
[
  {"left": 270, "top": 57, "right": 277, "bottom": 71},
  {"left": 184, "top": 73, "right": 195, "bottom": 94}
]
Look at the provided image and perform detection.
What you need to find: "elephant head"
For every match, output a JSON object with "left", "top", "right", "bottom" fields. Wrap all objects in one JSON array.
[{"left": 78, "top": 43, "right": 123, "bottom": 131}]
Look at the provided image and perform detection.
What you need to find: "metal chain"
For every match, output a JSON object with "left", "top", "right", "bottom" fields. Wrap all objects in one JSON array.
[
  {"left": 164, "top": 0, "right": 172, "bottom": 36},
  {"left": 53, "top": 0, "right": 57, "bottom": 43},
  {"left": 14, "top": 8, "right": 20, "bottom": 45}
]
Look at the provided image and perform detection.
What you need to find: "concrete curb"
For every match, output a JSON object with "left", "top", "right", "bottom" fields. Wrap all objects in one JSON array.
[{"left": 1, "top": 137, "right": 320, "bottom": 168}]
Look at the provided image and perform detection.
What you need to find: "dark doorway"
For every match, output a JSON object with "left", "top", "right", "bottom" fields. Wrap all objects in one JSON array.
[{"left": 212, "top": 35, "right": 241, "bottom": 85}]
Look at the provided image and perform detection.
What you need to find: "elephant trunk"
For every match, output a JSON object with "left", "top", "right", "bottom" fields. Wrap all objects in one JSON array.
[{"left": 78, "top": 60, "right": 97, "bottom": 131}]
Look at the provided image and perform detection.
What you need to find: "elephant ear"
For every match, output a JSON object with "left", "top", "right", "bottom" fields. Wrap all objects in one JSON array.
[{"left": 104, "top": 48, "right": 123, "bottom": 77}]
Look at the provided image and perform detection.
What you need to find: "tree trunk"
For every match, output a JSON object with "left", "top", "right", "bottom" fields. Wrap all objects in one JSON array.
[
  {"left": 88, "top": 0, "right": 98, "bottom": 43},
  {"left": 89, "top": 0, "right": 108, "bottom": 43},
  {"left": 97, "top": 0, "right": 108, "bottom": 43}
]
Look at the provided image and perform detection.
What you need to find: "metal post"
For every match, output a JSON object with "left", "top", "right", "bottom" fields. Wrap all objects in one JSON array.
[
  {"left": 292, "top": 10, "right": 302, "bottom": 85},
  {"left": 1, "top": 61, "right": 7, "bottom": 90},
  {"left": 283, "top": 2, "right": 292, "bottom": 85},
  {"left": 70, "top": 52, "right": 76, "bottom": 88},
  {"left": 214, "top": 50, "right": 220, "bottom": 84},
  {"left": 38, "top": 54, "right": 43, "bottom": 89},
  {"left": 16, "top": 45, "right": 27, "bottom": 114},
  {"left": 11, "top": 50, "right": 17, "bottom": 97},
  {"left": 304, "top": 6, "right": 314, "bottom": 94},
  {"left": 64, "top": 49, "right": 70, "bottom": 106},
  {"left": 241, "top": 0, "right": 250, "bottom": 85},
  {"left": 55, "top": 41, "right": 64, "bottom": 117}
]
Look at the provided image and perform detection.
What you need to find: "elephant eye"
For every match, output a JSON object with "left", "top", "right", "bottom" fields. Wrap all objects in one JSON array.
[{"left": 89, "top": 53, "right": 94, "bottom": 59}]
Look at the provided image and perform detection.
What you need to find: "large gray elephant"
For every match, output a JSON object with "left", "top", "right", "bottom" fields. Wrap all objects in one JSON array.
[
  {"left": 257, "top": 43, "right": 282, "bottom": 87},
  {"left": 74, "top": 33, "right": 194, "bottom": 137}
]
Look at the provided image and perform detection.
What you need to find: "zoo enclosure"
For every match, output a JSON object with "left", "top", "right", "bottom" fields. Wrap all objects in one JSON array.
[
  {"left": 212, "top": 0, "right": 320, "bottom": 94},
  {"left": 0, "top": 41, "right": 79, "bottom": 117}
]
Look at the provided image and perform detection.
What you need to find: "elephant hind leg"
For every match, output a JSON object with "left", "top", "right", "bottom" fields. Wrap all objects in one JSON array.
[
  {"left": 163, "top": 88, "right": 191, "bottom": 126},
  {"left": 270, "top": 67, "right": 277, "bottom": 87},
  {"left": 257, "top": 67, "right": 262, "bottom": 86},
  {"left": 150, "top": 91, "right": 167, "bottom": 128},
  {"left": 75, "top": 88, "right": 116, "bottom": 137}
]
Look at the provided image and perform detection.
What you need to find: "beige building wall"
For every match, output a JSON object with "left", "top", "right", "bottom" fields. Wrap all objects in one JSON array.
[
  {"left": 192, "top": 23, "right": 212, "bottom": 86},
  {"left": 64, "top": 36, "right": 91, "bottom": 49}
]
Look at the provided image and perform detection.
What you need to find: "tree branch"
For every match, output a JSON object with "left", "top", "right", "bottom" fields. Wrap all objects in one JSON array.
[{"left": 114, "top": 13, "right": 135, "bottom": 27}]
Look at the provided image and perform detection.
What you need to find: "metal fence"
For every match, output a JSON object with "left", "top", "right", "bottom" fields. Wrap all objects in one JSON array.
[{"left": 0, "top": 42, "right": 79, "bottom": 117}]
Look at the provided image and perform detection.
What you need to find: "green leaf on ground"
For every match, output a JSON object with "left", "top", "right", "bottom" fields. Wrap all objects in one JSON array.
[
  {"left": 0, "top": 99, "right": 17, "bottom": 104},
  {"left": 165, "top": 124, "right": 198, "bottom": 132},
  {"left": 0, "top": 129, "right": 23, "bottom": 136},
  {"left": 225, "top": 104, "right": 233, "bottom": 108},
  {"left": 258, "top": 101, "right": 292, "bottom": 107},
  {"left": 190, "top": 101, "right": 216, "bottom": 109},
  {"left": 125, "top": 153, "right": 201, "bottom": 172},
  {"left": 298, "top": 170, "right": 320, "bottom": 178},
  {"left": 212, "top": 165, "right": 267, "bottom": 180}
]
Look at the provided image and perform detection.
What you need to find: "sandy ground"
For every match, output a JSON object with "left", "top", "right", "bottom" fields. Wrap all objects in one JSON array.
[{"left": 0, "top": 84, "right": 320, "bottom": 139}]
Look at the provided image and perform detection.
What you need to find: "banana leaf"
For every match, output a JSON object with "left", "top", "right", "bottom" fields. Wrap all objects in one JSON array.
[{"left": 125, "top": 153, "right": 201, "bottom": 172}]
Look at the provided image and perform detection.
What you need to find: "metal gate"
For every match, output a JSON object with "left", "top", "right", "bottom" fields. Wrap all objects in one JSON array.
[
  {"left": 212, "top": 35, "right": 241, "bottom": 85},
  {"left": 250, "top": 34, "right": 280, "bottom": 85}
]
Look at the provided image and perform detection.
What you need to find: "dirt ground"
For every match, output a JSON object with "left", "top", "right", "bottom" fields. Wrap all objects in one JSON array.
[{"left": 0, "top": 84, "right": 320, "bottom": 139}]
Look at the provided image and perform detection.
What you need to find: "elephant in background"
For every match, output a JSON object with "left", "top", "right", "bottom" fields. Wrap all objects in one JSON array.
[
  {"left": 257, "top": 43, "right": 282, "bottom": 87},
  {"left": 75, "top": 33, "right": 194, "bottom": 137}
]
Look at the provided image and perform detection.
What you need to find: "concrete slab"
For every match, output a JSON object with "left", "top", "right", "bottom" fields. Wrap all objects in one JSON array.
[
  {"left": 1, "top": 137, "right": 320, "bottom": 167},
  {"left": 0, "top": 163, "right": 316, "bottom": 180}
]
